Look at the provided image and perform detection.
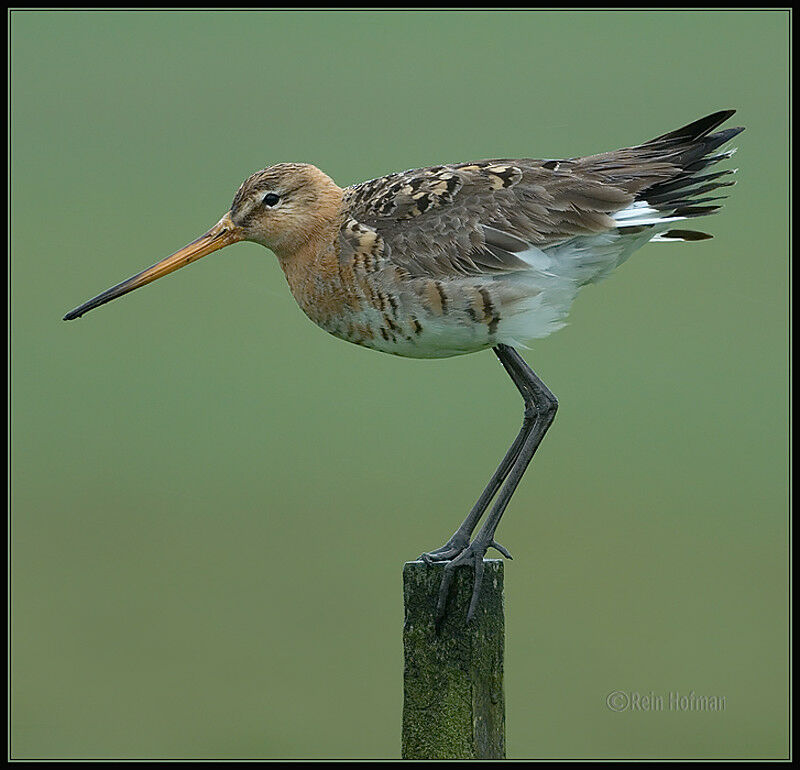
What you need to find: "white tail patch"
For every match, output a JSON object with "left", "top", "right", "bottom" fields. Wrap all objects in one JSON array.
[{"left": 612, "top": 200, "right": 686, "bottom": 228}]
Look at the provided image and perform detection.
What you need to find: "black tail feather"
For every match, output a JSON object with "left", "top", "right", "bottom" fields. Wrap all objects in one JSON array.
[
  {"left": 643, "top": 168, "right": 734, "bottom": 198},
  {"left": 647, "top": 109, "right": 737, "bottom": 145},
  {"left": 657, "top": 229, "right": 714, "bottom": 241},
  {"left": 638, "top": 110, "right": 744, "bottom": 219},
  {"left": 646, "top": 179, "right": 735, "bottom": 205}
]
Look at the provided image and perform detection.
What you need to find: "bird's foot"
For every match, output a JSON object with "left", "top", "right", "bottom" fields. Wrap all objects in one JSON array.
[
  {"left": 419, "top": 535, "right": 470, "bottom": 564},
  {"left": 423, "top": 536, "right": 512, "bottom": 624}
]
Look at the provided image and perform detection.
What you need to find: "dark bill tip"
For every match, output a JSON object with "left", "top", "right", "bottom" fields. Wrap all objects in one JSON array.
[
  {"left": 62, "top": 272, "right": 146, "bottom": 321},
  {"left": 61, "top": 215, "right": 239, "bottom": 322}
]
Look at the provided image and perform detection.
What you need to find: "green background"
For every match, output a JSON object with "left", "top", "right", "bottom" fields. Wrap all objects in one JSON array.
[{"left": 10, "top": 10, "right": 789, "bottom": 760}]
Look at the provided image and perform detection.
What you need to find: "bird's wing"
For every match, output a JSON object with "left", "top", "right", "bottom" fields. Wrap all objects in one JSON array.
[{"left": 339, "top": 111, "right": 743, "bottom": 279}]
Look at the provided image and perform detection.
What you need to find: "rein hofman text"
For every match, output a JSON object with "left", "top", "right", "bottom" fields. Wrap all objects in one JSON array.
[{"left": 606, "top": 690, "right": 727, "bottom": 712}]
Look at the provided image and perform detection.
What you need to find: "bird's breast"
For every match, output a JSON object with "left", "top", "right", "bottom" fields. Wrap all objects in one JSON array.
[
  {"left": 278, "top": 240, "right": 567, "bottom": 358},
  {"left": 283, "top": 256, "right": 498, "bottom": 358}
]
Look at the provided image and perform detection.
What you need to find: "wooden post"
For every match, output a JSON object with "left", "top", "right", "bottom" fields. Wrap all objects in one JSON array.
[{"left": 402, "top": 559, "right": 505, "bottom": 759}]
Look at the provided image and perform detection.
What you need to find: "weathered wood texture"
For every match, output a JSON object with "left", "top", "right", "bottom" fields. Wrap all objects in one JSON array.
[{"left": 402, "top": 559, "right": 505, "bottom": 759}]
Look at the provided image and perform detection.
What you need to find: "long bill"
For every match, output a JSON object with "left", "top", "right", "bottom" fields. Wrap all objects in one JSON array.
[{"left": 63, "top": 212, "right": 242, "bottom": 321}]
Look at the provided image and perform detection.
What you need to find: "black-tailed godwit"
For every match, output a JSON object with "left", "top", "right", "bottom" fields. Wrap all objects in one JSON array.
[{"left": 64, "top": 110, "right": 744, "bottom": 621}]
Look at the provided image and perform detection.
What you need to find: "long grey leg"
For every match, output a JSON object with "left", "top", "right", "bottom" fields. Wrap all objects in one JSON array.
[
  {"left": 434, "top": 344, "right": 558, "bottom": 622},
  {"left": 419, "top": 347, "right": 537, "bottom": 563}
]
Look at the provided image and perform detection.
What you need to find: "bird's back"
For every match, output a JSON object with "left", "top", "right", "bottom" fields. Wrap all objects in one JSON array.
[{"left": 292, "top": 111, "right": 744, "bottom": 357}]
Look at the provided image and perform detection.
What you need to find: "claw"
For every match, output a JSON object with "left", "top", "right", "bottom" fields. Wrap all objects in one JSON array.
[
  {"left": 489, "top": 540, "right": 513, "bottom": 559},
  {"left": 423, "top": 534, "right": 503, "bottom": 623},
  {"left": 419, "top": 544, "right": 447, "bottom": 561},
  {"left": 435, "top": 564, "right": 455, "bottom": 624},
  {"left": 430, "top": 541, "right": 495, "bottom": 625},
  {"left": 466, "top": 556, "right": 485, "bottom": 623},
  {"left": 421, "top": 548, "right": 457, "bottom": 564},
  {"left": 435, "top": 548, "right": 473, "bottom": 622},
  {"left": 419, "top": 537, "right": 469, "bottom": 565}
]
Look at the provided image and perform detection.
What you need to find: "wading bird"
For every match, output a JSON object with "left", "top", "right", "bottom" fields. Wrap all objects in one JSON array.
[{"left": 64, "top": 110, "right": 743, "bottom": 622}]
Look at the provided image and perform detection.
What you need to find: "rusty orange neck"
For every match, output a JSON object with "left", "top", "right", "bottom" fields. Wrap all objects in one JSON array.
[{"left": 273, "top": 197, "right": 362, "bottom": 328}]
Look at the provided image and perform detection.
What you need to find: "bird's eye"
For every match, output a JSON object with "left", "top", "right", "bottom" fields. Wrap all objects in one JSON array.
[{"left": 262, "top": 193, "right": 280, "bottom": 207}]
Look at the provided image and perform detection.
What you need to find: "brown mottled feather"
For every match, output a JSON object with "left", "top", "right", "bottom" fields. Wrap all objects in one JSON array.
[{"left": 340, "top": 110, "right": 743, "bottom": 280}]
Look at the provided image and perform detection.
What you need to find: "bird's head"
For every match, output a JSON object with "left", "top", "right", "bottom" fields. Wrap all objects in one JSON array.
[
  {"left": 63, "top": 163, "right": 342, "bottom": 321},
  {"left": 230, "top": 163, "right": 342, "bottom": 253}
]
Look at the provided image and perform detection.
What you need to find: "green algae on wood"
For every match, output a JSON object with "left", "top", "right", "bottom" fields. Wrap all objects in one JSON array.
[{"left": 402, "top": 559, "right": 505, "bottom": 759}]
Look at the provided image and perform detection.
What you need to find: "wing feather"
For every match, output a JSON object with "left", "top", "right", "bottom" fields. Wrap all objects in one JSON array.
[{"left": 340, "top": 111, "right": 743, "bottom": 279}]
